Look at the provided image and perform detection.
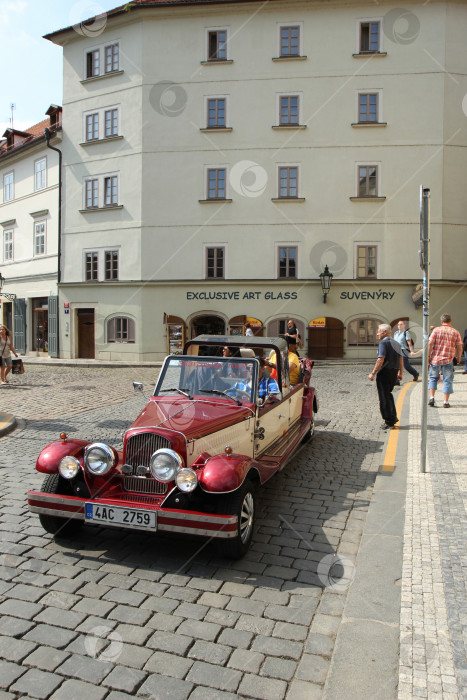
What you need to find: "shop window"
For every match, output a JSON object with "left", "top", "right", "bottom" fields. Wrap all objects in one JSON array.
[
  {"left": 107, "top": 316, "right": 135, "bottom": 343},
  {"left": 347, "top": 317, "right": 382, "bottom": 345}
]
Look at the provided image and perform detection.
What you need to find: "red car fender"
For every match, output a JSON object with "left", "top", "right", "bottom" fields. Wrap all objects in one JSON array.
[
  {"left": 198, "top": 454, "right": 258, "bottom": 493},
  {"left": 301, "top": 387, "right": 317, "bottom": 420},
  {"left": 35, "top": 439, "right": 90, "bottom": 474}
]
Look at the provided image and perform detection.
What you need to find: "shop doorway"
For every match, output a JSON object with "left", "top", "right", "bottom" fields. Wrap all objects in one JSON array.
[
  {"left": 32, "top": 298, "right": 48, "bottom": 353},
  {"left": 308, "top": 317, "right": 344, "bottom": 359},
  {"left": 190, "top": 314, "right": 225, "bottom": 338},
  {"left": 77, "top": 309, "right": 95, "bottom": 359}
]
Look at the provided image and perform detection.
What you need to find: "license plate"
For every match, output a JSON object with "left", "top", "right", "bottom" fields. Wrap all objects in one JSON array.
[{"left": 85, "top": 503, "right": 156, "bottom": 531}]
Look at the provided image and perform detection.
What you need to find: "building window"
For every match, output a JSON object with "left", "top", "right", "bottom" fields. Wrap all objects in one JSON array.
[
  {"left": 104, "top": 109, "right": 118, "bottom": 137},
  {"left": 357, "top": 245, "right": 377, "bottom": 278},
  {"left": 3, "top": 172, "right": 14, "bottom": 202},
  {"left": 280, "top": 26, "right": 300, "bottom": 56},
  {"left": 86, "top": 113, "right": 99, "bottom": 141},
  {"left": 3, "top": 230, "right": 13, "bottom": 261},
  {"left": 107, "top": 316, "right": 135, "bottom": 343},
  {"left": 85, "top": 179, "right": 99, "bottom": 209},
  {"left": 278, "top": 166, "right": 298, "bottom": 198},
  {"left": 104, "top": 176, "right": 118, "bottom": 206},
  {"left": 85, "top": 251, "right": 99, "bottom": 281},
  {"left": 278, "top": 246, "right": 297, "bottom": 278},
  {"left": 105, "top": 43, "right": 119, "bottom": 73},
  {"left": 105, "top": 250, "right": 119, "bottom": 280},
  {"left": 86, "top": 49, "right": 100, "bottom": 78},
  {"left": 359, "top": 93, "right": 378, "bottom": 123},
  {"left": 207, "top": 30, "right": 228, "bottom": 60},
  {"left": 279, "top": 96, "right": 300, "bottom": 125},
  {"left": 34, "top": 221, "right": 46, "bottom": 256},
  {"left": 35, "top": 158, "right": 47, "bottom": 190},
  {"left": 359, "top": 21, "right": 381, "bottom": 53},
  {"left": 358, "top": 165, "right": 378, "bottom": 197},
  {"left": 348, "top": 318, "right": 381, "bottom": 345},
  {"left": 207, "top": 98, "right": 226, "bottom": 127},
  {"left": 207, "top": 168, "right": 226, "bottom": 199},
  {"left": 206, "top": 247, "right": 224, "bottom": 279}
]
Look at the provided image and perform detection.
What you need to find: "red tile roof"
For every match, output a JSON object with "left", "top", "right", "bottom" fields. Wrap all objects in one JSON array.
[{"left": 0, "top": 115, "right": 61, "bottom": 158}]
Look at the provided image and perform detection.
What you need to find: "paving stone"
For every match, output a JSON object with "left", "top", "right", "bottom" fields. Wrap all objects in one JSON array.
[
  {"left": 264, "top": 604, "right": 316, "bottom": 625},
  {"left": 235, "top": 614, "right": 275, "bottom": 635},
  {"left": 204, "top": 608, "right": 240, "bottom": 627},
  {"left": 188, "top": 688, "right": 237, "bottom": 700},
  {"left": 146, "top": 612, "right": 182, "bottom": 633},
  {"left": 144, "top": 651, "right": 194, "bottom": 678},
  {"left": 261, "top": 656, "right": 297, "bottom": 681},
  {"left": 188, "top": 640, "right": 231, "bottom": 665},
  {"left": 173, "top": 602, "right": 208, "bottom": 621},
  {"left": 0, "top": 615, "right": 35, "bottom": 637},
  {"left": 296, "top": 653, "right": 330, "bottom": 684},
  {"left": 0, "top": 635, "right": 37, "bottom": 663},
  {"left": 23, "top": 647, "right": 70, "bottom": 673},
  {"left": 113, "top": 624, "right": 153, "bottom": 646},
  {"left": 72, "top": 597, "right": 116, "bottom": 617},
  {"left": 187, "top": 577, "right": 223, "bottom": 593},
  {"left": 0, "top": 598, "right": 43, "bottom": 620},
  {"left": 24, "top": 624, "right": 78, "bottom": 649},
  {"left": 176, "top": 619, "right": 221, "bottom": 642},
  {"left": 34, "top": 607, "right": 86, "bottom": 630},
  {"left": 108, "top": 604, "right": 152, "bottom": 626},
  {"left": 305, "top": 633, "right": 335, "bottom": 657},
  {"left": 103, "top": 588, "right": 147, "bottom": 607},
  {"left": 227, "top": 648, "right": 264, "bottom": 674},
  {"left": 226, "top": 596, "right": 266, "bottom": 616},
  {"left": 273, "top": 621, "right": 309, "bottom": 641},
  {"left": 237, "top": 672, "right": 287, "bottom": 700},
  {"left": 186, "top": 661, "right": 241, "bottom": 692},
  {"left": 6, "top": 583, "right": 48, "bottom": 603},
  {"left": 163, "top": 586, "right": 201, "bottom": 603},
  {"left": 252, "top": 635, "right": 303, "bottom": 660},
  {"left": 147, "top": 631, "right": 194, "bottom": 655},
  {"left": 10, "top": 668, "right": 63, "bottom": 699},
  {"left": 50, "top": 678, "right": 108, "bottom": 699},
  {"left": 219, "top": 582, "right": 254, "bottom": 598},
  {"left": 197, "top": 592, "right": 230, "bottom": 609},
  {"left": 58, "top": 654, "right": 114, "bottom": 684},
  {"left": 309, "top": 613, "right": 341, "bottom": 637},
  {"left": 218, "top": 627, "right": 254, "bottom": 649},
  {"left": 138, "top": 673, "right": 193, "bottom": 699},
  {"left": 318, "top": 593, "right": 346, "bottom": 616},
  {"left": 103, "top": 665, "right": 147, "bottom": 693},
  {"left": 0, "top": 660, "right": 27, "bottom": 689}
]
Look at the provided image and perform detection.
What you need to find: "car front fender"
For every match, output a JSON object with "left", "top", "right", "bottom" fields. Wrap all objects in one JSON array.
[
  {"left": 35, "top": 440, "right": 90, "bottom": 474},
  {"left": 198, "top": 454, "right": 258, "bottom": 493}
]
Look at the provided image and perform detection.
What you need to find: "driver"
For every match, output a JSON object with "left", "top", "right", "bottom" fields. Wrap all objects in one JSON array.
[{"left": 257, "top": 358, "right": 280, "bottom": 403}]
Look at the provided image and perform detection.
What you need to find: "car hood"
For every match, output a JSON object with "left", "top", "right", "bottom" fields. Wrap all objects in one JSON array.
[{"left": 129, "top": 397, "right": 253, "bottom": 440}]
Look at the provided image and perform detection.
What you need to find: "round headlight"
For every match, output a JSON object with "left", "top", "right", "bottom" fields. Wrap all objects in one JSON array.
[
  {"left": 176, "top": 468, "right": 198, "bottom": 493},
  {"left": 59, "top": 456, "right": 80, "bottom": 480},
  {"left": 84, "top": 443, "right": 115, "bottom": 475},
  {"left": 149, "top": 449, "right": 183, "bottom": 482}
]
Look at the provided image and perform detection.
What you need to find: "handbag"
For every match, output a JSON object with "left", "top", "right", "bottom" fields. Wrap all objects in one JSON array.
[{"left": 11, "top": 359, "right": 24, "bottom": 375}]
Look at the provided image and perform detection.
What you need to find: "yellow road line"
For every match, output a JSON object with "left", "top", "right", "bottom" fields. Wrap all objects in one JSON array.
[{"left": 381, "top": 382, "right": 415, "bottom": 473}]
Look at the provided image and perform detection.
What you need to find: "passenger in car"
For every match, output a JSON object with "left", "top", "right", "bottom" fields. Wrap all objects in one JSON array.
[{"left": 288, "top": 349, "right": 300, "bottom": 386}]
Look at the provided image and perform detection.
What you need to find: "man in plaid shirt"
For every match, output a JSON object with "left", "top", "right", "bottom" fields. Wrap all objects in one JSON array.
[{"left": 428, "top": 313, "right": 463, "bottom": 408}]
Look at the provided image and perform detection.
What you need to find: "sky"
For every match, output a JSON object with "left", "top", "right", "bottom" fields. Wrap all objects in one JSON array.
[{"left": 0, "top": 0, "right": 121, "bottom": 136}]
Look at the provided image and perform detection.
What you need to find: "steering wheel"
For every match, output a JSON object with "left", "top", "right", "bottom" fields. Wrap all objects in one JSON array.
[{"left": 225, "top": 388, "right": 251, "bottom": 401}]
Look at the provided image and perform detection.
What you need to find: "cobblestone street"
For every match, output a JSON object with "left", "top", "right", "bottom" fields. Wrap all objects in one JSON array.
[{"left": 0, "top": 364, "right": 409, "bottom": 698}]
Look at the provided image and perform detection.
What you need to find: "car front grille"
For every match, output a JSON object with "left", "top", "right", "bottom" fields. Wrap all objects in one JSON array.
[
  {"left": 125, "top": 432, "right": 171, "bottom": 468},
  {"left": 123, "top": 476, "right": 168, "bottom": 495}
]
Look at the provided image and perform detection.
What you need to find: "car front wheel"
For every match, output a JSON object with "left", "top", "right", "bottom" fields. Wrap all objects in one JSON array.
[
  {"left": 38, "top": 474, "right": 83, "bottom": 538},
  {"left": 218, "top": 480, "right": 256, "bottom": 559}
]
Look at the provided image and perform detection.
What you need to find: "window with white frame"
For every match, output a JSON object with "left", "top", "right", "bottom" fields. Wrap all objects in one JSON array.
[
  {"left": 3, "top": 230, "right": 13, "bottom": 261},
  {"left": 85, "top": 42, "right": 120, "bottom": 79},
  {"left": 358, "top": 20, "right": 381, "bottom": 53},
  {"left": 206, "top": 29, "right": 229, "bottom": 60},
  {"left": 278, "top": 95, "right": 300, "bottom": 125},
  {"left": 278, "top": 24, "right": 303, "bottom": 57},
  {"left": 83, "top": 173, "right": 119, "bottom": 209},
  {"left": 358, "top": 165, "right": 379, "bottom": 197},
  {"left": 34, "top": 221, "right": 46, "bottom": 256},
  {"left": 278, "top": 246, "right": 297, "bottom": 278},
  {"left": 3, "top": 172, "right": 14, "bottom": 202},
  {"left": 35, "top": 158, "right": 47, "bottom": 190},
  {"left": 85, "top": 251, "right": 99, "bottom": 281},
  {"left": 358, "top": 93, "right": 379, "bottom": 122},
  {"left": 83, "top": 106, "right": 119, "bottom": 142},
  {"left": 278, "top": 166, "right": 299, "bottom": 198},
  {"left": 356, "top": 245, "right": 377, "bottom": 278},
  {"left": 107, "top": 316, "right": 135, "bottom": 343},
  {"left": 105, "top": 250, "right": 119, "bottom": 280},
  {"left": 206, "top": 247, "right": 224, "bottom": 279},
  {"left": 84, "top": 248, "right": 120, "bottom": 281},
  {"left": 207, "top": 168, "right": 226, "bottom": 199},
  {"left": 206, "top": 98, "right": 226, "bottom": 128}
]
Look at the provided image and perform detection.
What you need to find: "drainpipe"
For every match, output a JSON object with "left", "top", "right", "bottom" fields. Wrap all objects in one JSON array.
[{"left": 45, "top": 127, "right": 62, "bottom": 356}]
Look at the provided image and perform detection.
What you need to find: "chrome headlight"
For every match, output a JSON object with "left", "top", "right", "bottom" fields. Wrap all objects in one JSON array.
[
  {"left": 84, "top": 443, "right": 116, "bottom": 475},
  {"left": 59, "top": 456, "right": 80, "bottom": 480},
  {"left": 176, "top": 468, "right": 198, "bottom": 493},
  {"left": 149, "top": 448, "right": 183, "bottom": 482}
]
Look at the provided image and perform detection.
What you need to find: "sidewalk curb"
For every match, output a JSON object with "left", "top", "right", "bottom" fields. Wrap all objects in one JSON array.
[{"left": 0, "top": 413, "right": 17, "bottom": 437}]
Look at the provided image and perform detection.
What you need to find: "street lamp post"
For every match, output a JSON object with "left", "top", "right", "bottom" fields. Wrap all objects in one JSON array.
[
  {"left": 319, "top": 265, "right": 333, "bottom": 303},
  {"left": 0, "top": 272, "right": 16, "bottom": 300}
]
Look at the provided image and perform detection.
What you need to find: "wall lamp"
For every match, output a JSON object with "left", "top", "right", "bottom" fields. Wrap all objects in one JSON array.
[
  {"left": 0, "top": 272, "right": 16, "bottom": 300},
  {"left": 319, "top": 265, "right": 333, "bottom": 303}
]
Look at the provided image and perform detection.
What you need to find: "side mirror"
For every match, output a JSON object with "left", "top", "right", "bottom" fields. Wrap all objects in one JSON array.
[{"left": 133, "top": 382, "right": 143, "bottom": 393}]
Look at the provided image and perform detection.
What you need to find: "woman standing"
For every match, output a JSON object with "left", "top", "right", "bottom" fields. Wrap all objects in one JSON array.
[{"left": 0, "top": 326, "right": 19, "bottom": 384}]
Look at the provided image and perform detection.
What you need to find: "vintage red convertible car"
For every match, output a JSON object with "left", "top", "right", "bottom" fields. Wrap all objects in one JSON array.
[{"left": 28, "top": 336, "right": 318, "bottom": 558}]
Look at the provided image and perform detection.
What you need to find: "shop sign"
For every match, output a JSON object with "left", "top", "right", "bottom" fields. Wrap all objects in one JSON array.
[
  {"left": 246, "top": 317, "right": 262, "bottom": 327},
  {"left": 340, "top": 290, "right": 395, "bottom": 300},
  {"left": 309, "top": 317, "right": 326, "bottom": 328},
  {"left": 186, "top": 291, "right": 298, "bottom": 301}
]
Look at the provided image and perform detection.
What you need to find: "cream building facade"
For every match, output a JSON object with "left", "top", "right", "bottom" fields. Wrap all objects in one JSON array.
[
  {"left": 0, "top": 107, "right": 62, "bottom": 356},
  {"left": 47, "top": 0, "right": 467, "bottom": 360}
]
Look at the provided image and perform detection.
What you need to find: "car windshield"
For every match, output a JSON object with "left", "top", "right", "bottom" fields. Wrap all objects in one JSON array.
[{"left": 155, "top": 357, "right": 257, "bottom": 403}]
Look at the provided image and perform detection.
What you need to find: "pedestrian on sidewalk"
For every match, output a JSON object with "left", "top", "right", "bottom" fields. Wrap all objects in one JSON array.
[
  {"left": 0, "top": 325, "right": 19, "bottom": 385},
  {"left": 393, "top": 320, "right": 419, "bottom": 382},
  {"left": 428, "top": 313, "right": 463, "bottom": 408},
  {"left": 368, "top": 324, "right": 403, "bottom": 430},
  {"left": 463, "top": 329, "right": 467, "bottom": 374}
]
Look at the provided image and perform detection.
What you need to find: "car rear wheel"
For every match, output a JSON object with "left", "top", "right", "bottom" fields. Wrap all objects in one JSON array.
[
  {"left": 38, "top": 474, "right": 83, "bottom": 538},
  {"left": 217, "top": 480, "right": 256, "bottom": 559}
]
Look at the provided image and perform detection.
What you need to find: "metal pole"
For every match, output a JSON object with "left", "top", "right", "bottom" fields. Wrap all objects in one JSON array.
[{"left": 420, "top": 187, "right": 430, "bottom": 473}]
